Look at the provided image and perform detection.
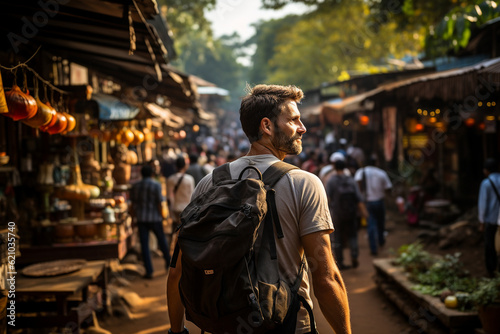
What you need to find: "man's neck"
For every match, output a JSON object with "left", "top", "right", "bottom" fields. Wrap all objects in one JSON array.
[{"left": 246, "top": 141, "right": 285, "bottom": 160}]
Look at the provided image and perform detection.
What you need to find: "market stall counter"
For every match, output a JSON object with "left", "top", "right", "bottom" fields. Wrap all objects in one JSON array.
[
  {"left": 18, "top": 197, "right": 136, "bottom": 265},
  {"left": 15, "top": 259, "right": 108, "bottom": 333}
]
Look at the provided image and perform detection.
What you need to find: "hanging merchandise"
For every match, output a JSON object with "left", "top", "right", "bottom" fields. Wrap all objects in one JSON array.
[
  {"left": 43, "top": 111, "right": 68, "bottom": 135},
  {"left": 0, "top": 71, "right": 8, "bottom": 114},
  {"left": 39, "top": 88, "right": 67, "bottom": 135},
  {"left": 4, "top": 72, "right": 38, "bottom": 121},
  {"left": 22, "top": 79, "right": 54, "bottom": 128}
]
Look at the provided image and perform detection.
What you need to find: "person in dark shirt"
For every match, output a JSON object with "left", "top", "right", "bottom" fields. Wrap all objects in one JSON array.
[
  {"left": 185, "top": 153, "right": 207, "bottom": 186},
  {"left": 130, "top": 165, "right": 171, "bottom": 279}
]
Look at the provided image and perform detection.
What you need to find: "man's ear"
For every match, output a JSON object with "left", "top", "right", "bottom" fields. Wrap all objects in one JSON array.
[{"left": 261, "top": 118, "right": 273, "bottom": 136}]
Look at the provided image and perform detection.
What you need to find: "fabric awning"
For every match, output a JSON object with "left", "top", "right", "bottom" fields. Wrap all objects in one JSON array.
[{"left": 93, "top": 93, "right": 140, "bottom": 121}]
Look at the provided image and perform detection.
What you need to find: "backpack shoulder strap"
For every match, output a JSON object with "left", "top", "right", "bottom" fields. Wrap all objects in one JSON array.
[
  {"left": 262, "top": 161, "right": 298, "bottom": 187},
  {"left": 262, "top": 161, "right": 298, "bottom": 242},
  {"left": 212, "top": 163, "right": 232, "bottom": 185}
]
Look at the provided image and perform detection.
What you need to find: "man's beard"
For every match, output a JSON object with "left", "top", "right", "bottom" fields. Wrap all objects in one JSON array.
[{"left": 272, "top": 126, "right": 302, "bottom": 155}]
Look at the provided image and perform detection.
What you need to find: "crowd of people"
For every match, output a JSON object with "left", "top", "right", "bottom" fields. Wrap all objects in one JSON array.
[
  {"left": 126, "top": 83, "right": 500, "bottom": 334},
  {"left": 125, "top": 83, "right": 403, "bottom": 333},
  {"left": 129, "top": 112, "right": 396, "bottom": 280}
]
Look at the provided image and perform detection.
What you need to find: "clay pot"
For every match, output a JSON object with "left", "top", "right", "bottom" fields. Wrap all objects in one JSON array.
[
  {"left": 54, "top": 224, "right": 74, "bottom": 239},
  {"left": 75, "top": 223, "right": 97, "bottom": 241},
  {"left": 113, "top": 162, "right": 131, "bottom": 185},
  {"left": 478, "top": 303, "right": 500, "bottom": 334}
]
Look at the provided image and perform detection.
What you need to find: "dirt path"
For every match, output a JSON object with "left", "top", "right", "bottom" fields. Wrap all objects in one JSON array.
[{"left": 311, "top": 212, "right": 425, "bottom": 334}]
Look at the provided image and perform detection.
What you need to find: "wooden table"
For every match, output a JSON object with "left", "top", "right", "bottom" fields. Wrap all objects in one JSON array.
[{"left": 14, "top": 260, "right": 107, "bottom": 333}]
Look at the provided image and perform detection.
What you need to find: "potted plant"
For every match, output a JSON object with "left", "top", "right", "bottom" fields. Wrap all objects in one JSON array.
[{"left": 470, "top": 275, "right": 500, "bottom": 334}]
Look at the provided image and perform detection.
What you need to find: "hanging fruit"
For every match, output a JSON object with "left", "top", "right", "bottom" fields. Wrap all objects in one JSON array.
[
  {"left": 132, "top": 128, "right": 144, "bottom": 145},
  {"left": 0, "top": 71, "right": 8, "bottom": 114},
  {"left": 22, "top": 81, "right": 54, "bottom": 128},
  {"left": 62, "top": 112, "right": 76, "bottom": 134},
  {"left": 119, "top": 127, "right": 135, "bottom": 146},
  {"left": 38, "top": 102, "right": 57, "bottom": 132},
  {"left": 5, "top": 85, "right": 37, "bottom": 121},
  {"left": 43, "top": 111, "right": 68, "bottom": 135}
]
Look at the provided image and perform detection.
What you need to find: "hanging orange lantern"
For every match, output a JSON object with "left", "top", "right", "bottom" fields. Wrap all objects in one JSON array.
[
  {"left": 415, "top": 123, "right": 424, "bottom": 131},
  {"left": 359, "top": 115, "right": 370, "bottom": 126},
  {"left": 464, "top": 118, "right": 475, "bottom": 127}
]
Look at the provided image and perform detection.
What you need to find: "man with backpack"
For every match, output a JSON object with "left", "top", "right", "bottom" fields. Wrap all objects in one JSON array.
[
  {"left": 326, "top": 159, "right": 368, "bottom": 270},
  {"left": 166, "top": 84, "right": 351, "bottom": 334}
]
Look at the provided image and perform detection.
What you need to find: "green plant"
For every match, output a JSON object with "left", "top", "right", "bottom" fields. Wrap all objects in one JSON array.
[
  {"left": 470, "top": 276, "right": 500, "bottom": 308},
  {"left": 393, "top": 242, "right": 433, "bottom": 276}
]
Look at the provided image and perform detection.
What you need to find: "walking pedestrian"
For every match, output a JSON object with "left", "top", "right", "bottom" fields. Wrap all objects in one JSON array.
[
  {"left": 478, "top": 158, "right": 500, "bottom": 277},
  {"left": 130, "top": 164, "right": 171, "bottom": 279},
  {"left": 354, "top": 155, "right": 392, "bottom": 255},
  {"left": 326, "top": 159, "right": 368, "bottom": 269},
  {"left": 166, "top": 155, "right": 195, "bottom": 251},
  {"left": 185, "top": 153, "right": 207, "bottom": 186},
  {"left": 167, "top": 84, "right": 351, "bottom": 334}
]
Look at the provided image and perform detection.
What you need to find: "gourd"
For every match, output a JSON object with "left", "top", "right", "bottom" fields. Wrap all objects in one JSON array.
[
  {"left": 62, "top": 111, "right": 76, "bottom": 134},
  {"left": 5, "top": 84, "right": 37, "bottom": 121},
  {"left": 55, "top": 164, "right": 100, "bottom": 201},
  {"left": 42, "top": 109, "right": 68, "bottom": 135},
  {"left": 0, "top": 71, "right": 8, "bottom": 114},
  {"left": 38, "top": 101, "right": 57, "bottom": 131},
  {"left": 132, "top": 128, "right": 144, "bottom": 145},
  {"left": 22, "top": 81, "right": 54, "bottom": 128}
]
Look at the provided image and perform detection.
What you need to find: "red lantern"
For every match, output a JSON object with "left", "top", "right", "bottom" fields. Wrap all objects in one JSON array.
[
  {"left": 415, "top": 123, "right": 424, "bottom": 131},
  {"left": 464, "top": 118, "right": 475, "bottom": 127},
  {"left": 359, "top": 115, "right": 369, "bottom": 126}
]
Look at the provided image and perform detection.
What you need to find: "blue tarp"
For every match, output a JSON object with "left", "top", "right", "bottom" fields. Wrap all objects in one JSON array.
[{"left": 93, "top": 93, "right": 140, "bottom": 121}]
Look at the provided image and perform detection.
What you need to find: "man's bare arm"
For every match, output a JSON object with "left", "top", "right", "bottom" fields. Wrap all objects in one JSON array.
[
  {"left": 302, "top": 230, "right": 352, "bottom": 334},
  {"left": 166, "top": 248, "right": 185, "bottom": 332}
]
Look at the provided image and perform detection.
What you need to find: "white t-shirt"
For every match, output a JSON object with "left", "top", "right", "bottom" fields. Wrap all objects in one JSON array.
[
  {"left": 193, "top": 154, "right": 333, "bottom": 333},
  {"left": 167, "top": 172, "right": 195, "bottom": 214},
  {"left": 354, "top": 166, "right": 392, "bottom": 201}
]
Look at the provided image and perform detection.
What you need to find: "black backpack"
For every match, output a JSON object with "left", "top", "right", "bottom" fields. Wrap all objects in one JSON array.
[
  {"left": 170, "top": 161, "right": 317, "bottom": 334},
  {"left": 331, "top": 174, "right": 359, "bottom": 222}
]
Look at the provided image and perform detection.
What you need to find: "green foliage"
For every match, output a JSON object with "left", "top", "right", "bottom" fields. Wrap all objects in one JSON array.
[
  {"left": 470, "top": 276, "right": 500, "bottom": 306},
  {"left": 394, "top": 243, "right": 483, "bottom": 311},
  {"left": 394, "top": 242, "right": 434, "bottom": 275},
  {"left": 411, "top": 253, "right": 477, "bottom": 302},
  {"left": 425, "top": 1, "right": 500, "bottom": 58},
  {"left": 253, "top": 1, "right": 422, "bottom": 90},
  {"left": 157, "top": 0, "right": 246, "bottom": 109},
  {"left": 247, "top": 16, "right": 302, "bottom": 85}
]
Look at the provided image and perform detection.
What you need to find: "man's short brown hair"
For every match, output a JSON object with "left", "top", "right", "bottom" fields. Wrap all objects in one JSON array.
[{"left": 239, "top": 84, "right": 304, "bottom": 143}]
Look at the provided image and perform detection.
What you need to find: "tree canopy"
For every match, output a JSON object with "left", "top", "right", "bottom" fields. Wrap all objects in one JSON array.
[{"left": 250, "top": 1, "right": 423, "bottom": 90}]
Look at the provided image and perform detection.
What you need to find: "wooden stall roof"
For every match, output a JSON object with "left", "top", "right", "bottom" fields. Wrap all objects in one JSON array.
[
  {"left": 0, "top": 0, "right": 206, "bottom": 113},
  {"left": 0, "top": 0, "right": 172, "bottom": 81},
  {"left": 325, "top": 56, "right": 500, "bottom": 116}
]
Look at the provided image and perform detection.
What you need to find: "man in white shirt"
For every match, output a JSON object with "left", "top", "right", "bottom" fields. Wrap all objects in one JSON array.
[{"left": 354, "top": 155, "right": 392, "bottom": 255}]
